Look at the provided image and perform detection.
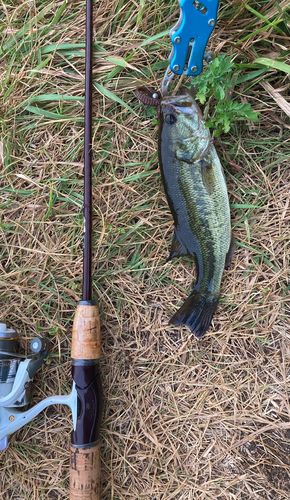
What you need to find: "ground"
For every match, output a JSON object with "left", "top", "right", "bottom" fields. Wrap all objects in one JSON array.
[{"left": 1, "top": 0, "right": 290, "bottom": 498}]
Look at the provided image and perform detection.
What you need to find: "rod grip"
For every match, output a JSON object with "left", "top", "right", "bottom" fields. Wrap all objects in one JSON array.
[
  {"left": 71, "top": 303, "right": 101, "bottom": 360},
  {"left": 70, "top": 303, "right": 102, "bottom": 498},
  {"left": 70, "top": 444, "right": 100, "bottom": 500}
]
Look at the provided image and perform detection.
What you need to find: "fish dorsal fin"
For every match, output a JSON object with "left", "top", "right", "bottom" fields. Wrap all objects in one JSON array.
[
  {"left": 167, "top": 228, "right": 188, "bottom": 261},
  {"left": 201, "top": 159, "right": 216, "bottom": 195}
]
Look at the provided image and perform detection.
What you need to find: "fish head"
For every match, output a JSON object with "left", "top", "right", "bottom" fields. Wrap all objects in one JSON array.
[
  {"left": 160, "top": 93, "right": 203, "bottom": 136},
  {"left": 159, "top": 92, "right": 211, "bottom": 160}
]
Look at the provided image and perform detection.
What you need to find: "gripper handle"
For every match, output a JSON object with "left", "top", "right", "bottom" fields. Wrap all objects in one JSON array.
[{"left": 70, "top": 302, "right": 103, "bottom": 500}]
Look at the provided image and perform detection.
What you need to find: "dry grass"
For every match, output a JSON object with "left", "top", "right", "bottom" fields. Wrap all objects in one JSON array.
[{"left": 1, "top": 0, "right": 290, "bottom": 498}]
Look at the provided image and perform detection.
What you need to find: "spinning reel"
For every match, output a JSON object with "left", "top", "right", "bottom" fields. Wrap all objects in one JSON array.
[{"left": 0, "top": 323, "right": 78, "bottom": 451}]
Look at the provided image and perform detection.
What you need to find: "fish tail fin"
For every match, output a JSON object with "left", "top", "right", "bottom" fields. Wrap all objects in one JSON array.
[{"left": 169, "top": 291, "right": 219, "bottom": 338}]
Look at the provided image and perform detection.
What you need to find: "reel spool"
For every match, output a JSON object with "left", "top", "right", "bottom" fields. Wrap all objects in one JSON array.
[
  {"left": 0, "top": 323, "right": 20, "bottom": 401},
  {"left": 0, "top": 323, "right": 78, "bottom": 451},
  {"left": 0, "top": 323, "right": 47, "bottom": 407}
]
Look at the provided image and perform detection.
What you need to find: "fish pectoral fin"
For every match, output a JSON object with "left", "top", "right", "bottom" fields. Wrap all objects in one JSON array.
[
  {"left": 167, "top": 228, "right": 188, "bottom": 261},
  {"left": 225, "top": 232, "right": 235, "bottom": 269},
  {"left": 175, "top": 139, "right": 195, "bottom": 163},
  {"left": 201, "top": 159, "right": 216, "bottom": 195}
]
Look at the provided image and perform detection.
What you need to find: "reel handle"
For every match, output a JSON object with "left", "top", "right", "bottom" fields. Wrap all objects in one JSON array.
[{"left": 70, "top": 302, "right": 102, "bottom": 500}]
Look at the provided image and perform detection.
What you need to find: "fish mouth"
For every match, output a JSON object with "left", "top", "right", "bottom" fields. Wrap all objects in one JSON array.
[
  {"left": 161, "top": 93, "right": 193, "bottom": 107},
  {"left": 160, "top": 92, "right": 202, "bottom": 117}
]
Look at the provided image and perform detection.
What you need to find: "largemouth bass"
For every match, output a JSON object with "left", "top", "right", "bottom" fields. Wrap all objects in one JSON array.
[{"left": 159, "top": 92, "right": 234, "bottom": 338}]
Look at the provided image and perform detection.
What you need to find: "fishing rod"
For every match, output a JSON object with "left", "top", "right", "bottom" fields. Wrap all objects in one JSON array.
[
  {"left": 70, "top": 0, "right": 103, "bottom": 496},
  {"left": 1, "top": 0, "right": 102, "bottom": 497}
]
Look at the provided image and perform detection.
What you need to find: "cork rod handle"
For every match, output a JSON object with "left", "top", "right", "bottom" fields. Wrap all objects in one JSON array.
[
  {"left": 71, "top": 304, "right": 101, "bottom": 360},
  {"left": 70, "top": 444, "right": 101, "bottom": 500},
  {"left": 70, "top": 303, "right": 102, "bottom": 500}
]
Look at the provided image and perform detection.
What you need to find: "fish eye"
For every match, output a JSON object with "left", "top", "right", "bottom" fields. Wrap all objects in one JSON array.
[{"left": 165, "top": 114, "right": 177, "bottom": 125}]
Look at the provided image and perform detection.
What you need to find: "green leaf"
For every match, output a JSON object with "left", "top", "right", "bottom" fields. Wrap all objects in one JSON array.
[
  {"left": 210, "top": 57, "right": 220, "bottom": 73},
  {"left": 253, "top": 57, "right": 290, "bottom": 74},
  {"left": 93, "top": 82, "right": 137, "bottom": 115},
  {"left": 50, "top": 1, "right": 68, "bottom": 26},
  {"left": 214, "top": 86, "right": 225, "bottom": 100},
  {"left": 45, "top": 182, "right": 54, "bottom": 221},
  {"left": 41, "top": 43, "right": 86, "bottom": 54},
  {"left": 197, "top": 93, "right": 206, "bottom": 105},
  {"left": 236, "top": 68, "right": 267, "bottom": 84},
  {"left": 41, "top": 42, "right": 105, "bottom": 55},
  {"left": 23, "top": 105, "right": 84, "bottom": 121},
  {"left": 139, "top": 29, "right": 170, "bottom": 47},
  {"left": 185, "top": 54, "right": 258, "bottom": 135},
  {"left": 105, "top": 56, "right": 128, "bottom": 68},
  {"left": 230, "top": 204, "right": 260, "bottom": 209},
  {"left": 29, "top": 56, "right": 53, "bottom": 77},
  {"left": 27, "top": 94, "right": 84, "bottom": 104}
]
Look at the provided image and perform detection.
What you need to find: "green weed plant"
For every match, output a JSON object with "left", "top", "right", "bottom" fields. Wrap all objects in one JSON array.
[{"left": 193, "top": 55, "right": 259, "bottom": 136}]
